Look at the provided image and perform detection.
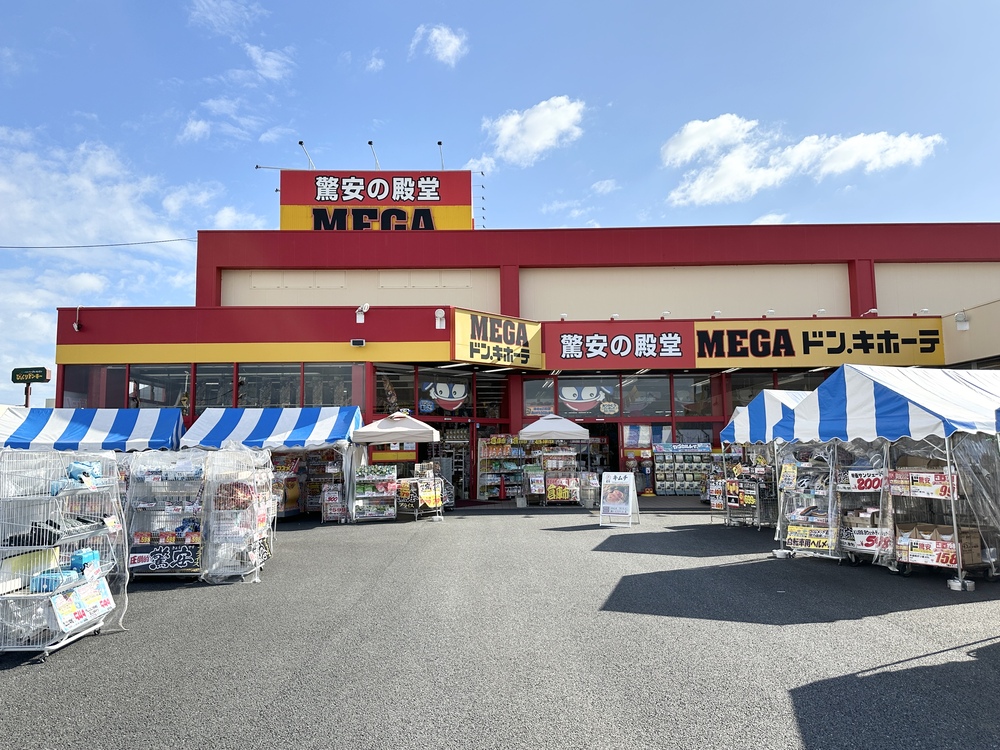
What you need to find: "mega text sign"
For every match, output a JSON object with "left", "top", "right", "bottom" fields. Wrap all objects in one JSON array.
[
  {"left": 279, "top": 170, "right": 473, "bottom": 230},
  {"left": 693, "top": 318, "right": 944, "bottom": 368},
  {"left": 453, "top": 309, "right": 543, "bottom": 369}
]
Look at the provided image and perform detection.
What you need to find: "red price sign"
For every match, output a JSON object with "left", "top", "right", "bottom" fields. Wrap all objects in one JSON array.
[
  {"left": 935, "top": 550, "right": 958, "bottom": 567},
  {"left": 848, "top": 470, "right": 884, "bottom": 492}
]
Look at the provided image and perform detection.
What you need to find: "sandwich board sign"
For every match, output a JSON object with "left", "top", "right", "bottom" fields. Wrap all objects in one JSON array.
[{"left": 599, "top": 472, "right": 640, "bottom": 527}]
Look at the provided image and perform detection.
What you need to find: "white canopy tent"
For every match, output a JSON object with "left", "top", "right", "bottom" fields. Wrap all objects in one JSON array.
[
  {"left": 350, "top": 411, "right": 440, "bottom": 444},
  {"left": 518, "top": 413, "right": 590, "bottom": 441}
]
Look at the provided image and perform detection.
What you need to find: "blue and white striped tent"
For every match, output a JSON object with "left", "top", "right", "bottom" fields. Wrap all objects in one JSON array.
[
  {"left": 180, "top": 407, "right": 363, "bottom": 450},
  {"left": 0, "top": 408, "right": 185, "bottom": 451},
  {"left": 720, "top": 390, "right": 810, "bottom": 445},
  {"left": 770, "top": 365, "right": 1000, "bottom": 444}
]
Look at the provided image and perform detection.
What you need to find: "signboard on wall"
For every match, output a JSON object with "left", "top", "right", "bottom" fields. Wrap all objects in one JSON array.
[
  {"left": 543, "top": 318, "right": 944, "bottom": 370},
  {"left": 544, "top": 321, "right": 697, "bottom": 371},
  {"left": 452, "top": 309, "right": 543, "bottom": 369},
  {"left": 278, "top": 170, "right": 473, "bottom": 230},
  {"left": 692, "top": 318, "right": 944, "bottom": 368}
]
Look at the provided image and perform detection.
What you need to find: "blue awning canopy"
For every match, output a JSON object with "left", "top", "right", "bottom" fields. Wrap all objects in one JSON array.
[
  {"left": 720, "top": 390, "right": 809, "bottom": 444},
  {"left": 770, "top": 365, "right": 1000, "bottom": 444},
  {"left": 180, "top": 407, "right": 364, "bottom": 450},
  {"left": 0, "top": 408, "right": 185, "bottom": 451}
]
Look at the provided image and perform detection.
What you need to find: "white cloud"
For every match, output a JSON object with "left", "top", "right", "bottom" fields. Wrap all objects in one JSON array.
[
  {"left": 483, "top": 95, "right": 585, "bottom": 168},
  {"left": 162, "top": 183, "right": 223, "bottom": 216},
  {"left": 243, "top": 43, "right": 295, "bottom": 82},
  {"left": 366, "top": 50, "right": 385, "bottom": 73},
  {"left": 188, "top": 0, "right": 267, "bottom": 41},
  {"left": 541, "top": 199, "right": 582, "bottom": 215},
  {"left": 212, "top": 205, "right": 268, "bottom": 229},
  {"left": 464, "top": 154, "right": 496, "bottom": 176},
  {"left": 591, "top": 179, "right": 619, "bottom": 194},
  {"left": 409, "top": 25, "right": 469, "bottom": 67},
  {"left": 661, "top": 114, "right": 945, "bottom": 206},
  {"left": 179, "top": 118, "right": 211, "bottom": 142},
  {"left": 202, "top": 96, "right": 243, "bottom": 117},
  {"left": 258, "top": 126, "right": 295, "bottom": 144},
  {"left": 751, "top": 213, "right": 790, "bottom": 225},
  {"left": 1, "top": 47, "right": 21, "bottom": 76}
]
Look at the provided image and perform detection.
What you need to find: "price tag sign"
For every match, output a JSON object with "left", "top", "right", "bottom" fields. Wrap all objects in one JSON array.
[{"left": 847, "top": 470, "right": 884, "bottom": 492}]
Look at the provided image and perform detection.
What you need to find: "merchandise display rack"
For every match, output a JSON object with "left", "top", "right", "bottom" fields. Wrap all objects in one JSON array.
[
  {"left": 477, "top": 437, "right": 526, "bottom": 500},
  {"left": 200, "top": 446, "right": 274, "bottom": 584},
  {"left": 354, "top": 465, "right": 398, "bottom": 521},
  {"left": 126, "top": 450, "right": 208, "bottom": 577},
  {"left": 0, "top": 449, "right": 128, "bottom": 659}
]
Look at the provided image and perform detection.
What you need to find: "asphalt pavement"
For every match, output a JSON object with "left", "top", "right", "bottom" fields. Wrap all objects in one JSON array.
[{"left": 4, "top": 502, "right": 1000, "bottom": 750}]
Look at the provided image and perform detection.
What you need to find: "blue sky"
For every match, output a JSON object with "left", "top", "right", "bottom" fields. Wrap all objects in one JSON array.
[{"left": 1, "top": 0, "right": 998, "bottom": 406}]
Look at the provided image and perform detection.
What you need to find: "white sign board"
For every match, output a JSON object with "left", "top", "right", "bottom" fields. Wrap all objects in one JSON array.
[{"left": 599, "top": 472, "right": 640, "bottom": 527}]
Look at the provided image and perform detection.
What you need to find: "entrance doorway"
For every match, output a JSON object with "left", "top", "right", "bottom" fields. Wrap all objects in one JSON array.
[{"left": 585, "top": 422, "right": 619, "bottom": 474}]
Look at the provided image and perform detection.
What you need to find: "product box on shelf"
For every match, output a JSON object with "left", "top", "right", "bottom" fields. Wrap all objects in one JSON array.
[{"left": 895, "top": 523, "right": 982, "bottom": 566}]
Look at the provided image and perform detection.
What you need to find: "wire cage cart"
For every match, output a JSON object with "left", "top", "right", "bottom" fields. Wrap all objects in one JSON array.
[
  {"left": 126, "top": 449, "right": 208, "bottom": 578},
  {"left": 200, "top": 446, "right": 275, "bottom": 584},
  {"left": 0, "top": 449, "right": 129, "bottom": 659},
  {"left": 723, "top": 445, "right": 780, "bottom": 530}
]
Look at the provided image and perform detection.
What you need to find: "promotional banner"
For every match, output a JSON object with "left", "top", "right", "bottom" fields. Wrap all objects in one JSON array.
[
  {"left": 279, "top": 170, "right": 473, "bottom": 230},
  {"left": 453, "top": 309, "right": 543, "bottom": 368}
]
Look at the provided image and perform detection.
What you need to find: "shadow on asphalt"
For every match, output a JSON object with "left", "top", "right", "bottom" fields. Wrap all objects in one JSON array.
[
  {"left": 600, "top": 554, "right": 1000, "bottom": 625},
  {"left": 791, "top": 638, "right": 1000, "bottom": 747},
  {"left": 587, "top": 523, "right": 777, "bottom": 557}
]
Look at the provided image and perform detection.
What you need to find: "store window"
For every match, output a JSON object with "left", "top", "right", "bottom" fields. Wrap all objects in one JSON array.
[
  {"left": 418, "top": 368, "right": 472, "bottom": 417},
  {"left": 673, "top": 375, "right": 718, "bottom": 416},
  {"left": 775, "top": 370, "right": 827, "bottom": 392},
  {"left": 129, "top": 364, "right": 192, "bottom": 409},
  {"left": 375, "top": 364, "right": 414, "bottom": 415},
  {"left": 474, "top": 371, "right": 508, "bottom": 419},
  {"left": 194, "top": 364, "right": 236, "bottom": 415},
  {"left": 523, "top": 378, "right": 554, "bottom": 417},
  {"left": 674, "top": 420, "right": 715, "bottom": 444},
  {"left": 62, "top": 365, "right": 126, "bottom": 408},
  {"left": 622, "top": 375, "right": 672, "bottom": 417},
  {"left": 304, "top": 363, "right": 359, "bottom": 407},
  {"left": 727, "top": 371, "right": 776, "bottom": 409},
  {"left": 556, "top": 375, "right": 621, "bottom": 417},
  {"left": 237, "top": 363, "right": 302, "bottom": 407}
]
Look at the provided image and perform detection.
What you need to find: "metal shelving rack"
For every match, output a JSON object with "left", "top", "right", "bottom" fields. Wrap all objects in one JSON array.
[{"left": 0, "top": 449, "right": 128, "bottom": 659}]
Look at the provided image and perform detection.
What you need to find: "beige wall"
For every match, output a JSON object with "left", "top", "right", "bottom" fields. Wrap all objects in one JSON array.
[
  {"left": 875, "top": 263, "right": 1000, "bottom": 317},
  {"left": 519, "top": 265, "right": 851, "bottom": 321},
  {"left": 942, "top": 297, "right": 1000, "bottom": 365},
  {"left": 221, "top": 268, "right": 501, "bottom": 310}
]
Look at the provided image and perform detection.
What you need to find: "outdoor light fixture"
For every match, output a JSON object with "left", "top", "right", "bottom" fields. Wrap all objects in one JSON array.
[
  {"left": 861, "top": 308, "right": 878, "bottom": 317},
  {"left": 813, "top": 308, "right": 826, "bottom": 317},
  {"left": 763, "top": 309, "right": 775, "bottom": 318},
  {"left": 712, "top": 310, "right": 721, "bottom": 319},
  {"left": 955, "top": 310, "right": 970, "bottom": 331},
  {"left": 610, "top": 314, "right": 619, "bottom": 320},
  {"left": 914, "top": 308, "right": 930, "bottom": 316},
  {"left": 660, "top": 311, "right": 671, "bottom": 319},
  {"left": 434, "top": 308, "right": 447, "bottom": 330},
  {"left": 73, "top": 306, "right": 82, "bottom": 332},
  {"left": 356, "top": 303, "right": 370, "bottom": 324},
  {"left": 559, "top": 313, "right": 568, "bottom": 321}
]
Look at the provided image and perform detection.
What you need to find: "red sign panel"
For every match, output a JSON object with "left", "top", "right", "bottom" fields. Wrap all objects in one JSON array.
[
  {"left": 279, "top": 170, "right": 472, "bottom": 206},
  {"left": 544, "top": 321, "right": 697, "bottom": 370}
]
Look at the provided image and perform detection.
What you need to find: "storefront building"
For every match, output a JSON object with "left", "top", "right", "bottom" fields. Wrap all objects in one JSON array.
[{"left": 53, "top": 169, "right": 1000, "bottom": 498}]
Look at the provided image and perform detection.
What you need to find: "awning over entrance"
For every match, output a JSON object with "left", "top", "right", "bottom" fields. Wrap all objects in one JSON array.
[
  {"left": 0, "top": 408, "right": 185, "bottom": 451},
  {"left": 180, "top": 407, "right": 364, "bottom": 450}
]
